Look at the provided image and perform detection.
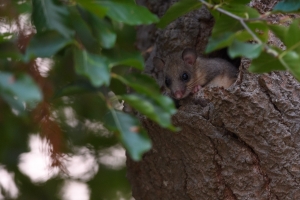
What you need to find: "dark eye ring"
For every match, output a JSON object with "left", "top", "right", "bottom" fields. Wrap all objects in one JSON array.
[
  {"left": 181, "top": 73, "right": 189, "bottom": 81},
  {"left": 165, "top": 77, "right": 171, "bottom": 87}
]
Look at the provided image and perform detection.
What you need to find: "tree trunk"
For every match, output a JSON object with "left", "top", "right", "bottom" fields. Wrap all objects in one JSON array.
[{"left": 126, "top": 1, "right": 300, "bottom": 199}]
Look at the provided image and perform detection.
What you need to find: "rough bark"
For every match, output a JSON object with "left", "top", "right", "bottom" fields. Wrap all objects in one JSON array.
[{"left": 126, "top": 1, "right": 300, "bottom": 199}]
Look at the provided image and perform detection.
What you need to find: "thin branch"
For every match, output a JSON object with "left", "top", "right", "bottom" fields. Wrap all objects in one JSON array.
[{"left": 239, "top": 18, "right": 262, "bottom": 44}]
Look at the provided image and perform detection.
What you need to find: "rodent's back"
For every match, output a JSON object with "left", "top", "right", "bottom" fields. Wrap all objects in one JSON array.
[{"left": 193, "top": 57, "right": 238, "bottom": 88}]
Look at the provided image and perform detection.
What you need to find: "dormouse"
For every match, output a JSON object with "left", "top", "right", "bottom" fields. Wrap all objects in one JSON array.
[{"left": 153, "top": 48, "right": 238, "bottom": 99}]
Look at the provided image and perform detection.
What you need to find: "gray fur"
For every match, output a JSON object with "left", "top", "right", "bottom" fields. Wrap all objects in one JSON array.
[{"left": 153, "top": 48, "right": 238, "bottom": 99}]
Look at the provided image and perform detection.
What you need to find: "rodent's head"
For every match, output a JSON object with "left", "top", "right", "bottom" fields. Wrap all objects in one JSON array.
[{"left": 153, "top": 48, "right": 198, "bottom": 99}]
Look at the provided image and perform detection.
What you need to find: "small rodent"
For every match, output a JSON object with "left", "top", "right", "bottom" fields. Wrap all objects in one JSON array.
[{"left": 153, "top": 48, "right": 238, "bottom": 99}]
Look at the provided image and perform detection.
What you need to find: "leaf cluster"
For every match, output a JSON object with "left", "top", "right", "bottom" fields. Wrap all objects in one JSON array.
[
  {"left": 159, "top": 0, "right": 300, "bottom": 80},
  {"left": 0, "top": 0, "right": 172, "bottom": 199}
]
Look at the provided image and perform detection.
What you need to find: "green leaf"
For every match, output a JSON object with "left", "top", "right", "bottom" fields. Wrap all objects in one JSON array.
[
  {"left": 210, "top": 11, "right": 243, "bottom": 36},
  {"left": 113, "top": 24, "right": 136, "bottom": 51},
  {"left": 273, "top": 0, "right": 300, "bottom": 12},
  {"left": 96, "top": 20, "right": 117, "bottom": 49},
  {"left": 110, "top": 78, "right": 126, "bottom": 96},
  {"left": 234, "top": 30, "right": 253, "bottom": 41},
  {"left": 0, "top": 41, "right": 22, "bottom": 60},
  {"left": 104, "top": 49, "right": 144, "bottom": 70},
  {"left": 104, "top": 110, "right": 152, "bottom": 161},
  {"left": 228, "top": 40, "right": 263, "bottom": 59},
  {"left": 64, "top": 93, "right": 109, "bottom": 121},
  {"left": 109, "top": 66, "right": 127, "bottom": 95},
  {"left": 205, "top": 11, "right": 242, "bottom": 53},
  {"left": 113, "top": 73, "right": 177, "bottom": 130},
  {"left": 69, "top": 7, "right": 100, "bottom": 53},
  {"left": 113, "top": 73, "right": 160, "bottom": 97},
  {"left": 88, "top": 15, "right": 117, "bottom": 49},
  {"left": 14, "top": 170, "right": 63, "bottom": 200},
  {"left": 121, "top": 94, "right": 177, "bottom": 130},
  {"left": 0, "top": 110, "right": 30, "bottom": 168},
  {"left": 157, "top": 0, "right": 202, "bottom": 28},
  {"left": 32, "top": 0, "right": 73, "bottom": 38},
  {"left": 212, "top": 0, "right": 250, "bottom": 4},
  {"left": 221, "top": 4, "right": 260, "bottom": 19},
  {"left": 225, "top": 0, "right": 251, "bottom": 4},
  {"left": 53, "top": 81, "right": 98, "bottom": 98},
  {"left": 152, "top": 95, "right": 177, "bottom": 116},
  {"left": 249, "top": 51, "right": 285, "bottom": 73},
  {"left": 268, "top": 24, "right": 288, "bottom": 44},
  {"left": 98, "top": 0, "right": 159, "bottom": 25},
  {"left": 206, "top": 32, "right": 235, "bottom": 53},
  {"left": 24, "top": 30, "right": 72, "bottom": 62},
  {"left": 0, "top": 33, "right": 14, "bottom": 43},
  {"left": 247, "top": 21, "right": 269, "bottom": 43},
  {"left": 13, "top": 0, "right": 32, "bottom": 14},
  {"left": 0, "top": 72, "right": 42, "bottom": 112},
  {"left": 88, "top": 165, "right": 131, "bottom": 200},
  {"left": 73, "top": 49, "right": 110, "bottom": 87},
  {"left": 269, "top": 20, "right": 300, "bottom": 50},
  {"left": 76, "top": 0, "right": 107, "bottom": 18},
  {"left": 206, "top": 15, "right": 268, "bottom": 53},
  {"left": 281, "top": 51, "right": 300, "bottom": 80}
]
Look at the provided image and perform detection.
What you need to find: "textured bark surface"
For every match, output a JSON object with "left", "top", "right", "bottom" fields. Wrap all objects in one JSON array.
[{"left": 126, "top": 1, "right": 300, "bottom": 199}]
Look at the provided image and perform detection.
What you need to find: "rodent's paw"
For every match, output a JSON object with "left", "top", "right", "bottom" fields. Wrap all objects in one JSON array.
[{"left": 192, "top": 85, "right": 202, "bottom": 93}]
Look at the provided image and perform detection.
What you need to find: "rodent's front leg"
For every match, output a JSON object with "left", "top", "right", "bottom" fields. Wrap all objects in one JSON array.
[{"left": 192, "top": 85, "right": 202, "bottom": 94}]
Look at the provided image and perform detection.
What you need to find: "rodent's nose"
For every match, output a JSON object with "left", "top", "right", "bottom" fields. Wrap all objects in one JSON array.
[{"left": 174, "top": 91, "right": 184, "bottom": 99}]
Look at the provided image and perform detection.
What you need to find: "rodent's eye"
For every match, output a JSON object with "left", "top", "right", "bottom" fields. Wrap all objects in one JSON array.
[
  {"left": 165, "top": 77, "right": 171, "bottom": 87},
  {"left": 181, "top": 73, "right": 189, "bottom": 81}
]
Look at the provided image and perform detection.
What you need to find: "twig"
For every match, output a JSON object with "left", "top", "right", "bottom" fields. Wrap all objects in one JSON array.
[{"left": 199, "top": 0, "right": 279, "bottom": 57}]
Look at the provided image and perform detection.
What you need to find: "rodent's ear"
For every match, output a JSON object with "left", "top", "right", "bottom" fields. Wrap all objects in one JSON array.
[
  {"left": 153, "top": 57, "right": 165, "bottom": 71},
  {"left": 182, "top": 48, "right": 197, "bottom": 65}
]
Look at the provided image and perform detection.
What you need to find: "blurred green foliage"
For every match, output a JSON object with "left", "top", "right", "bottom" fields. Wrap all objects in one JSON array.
[
  {"left": 0, "top": 0, "right": 299, "bottom": 199},
  {"left": 0, "top": 0, "right": 167, "bottom": 199},
  {"left": 160, "top": 0, "right": 300, "bottom": 80}
]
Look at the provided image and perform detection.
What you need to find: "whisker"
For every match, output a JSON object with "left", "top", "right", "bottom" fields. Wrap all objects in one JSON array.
[{"left": 187, "top": 77, "right": 202, "bottom": 89}]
